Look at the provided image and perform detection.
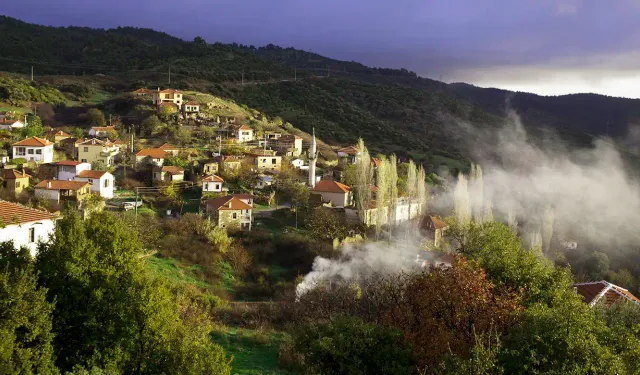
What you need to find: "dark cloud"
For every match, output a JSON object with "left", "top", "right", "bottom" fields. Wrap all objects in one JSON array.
[{"left": 3, "top": 0, "right": 640, "bottom": 96}]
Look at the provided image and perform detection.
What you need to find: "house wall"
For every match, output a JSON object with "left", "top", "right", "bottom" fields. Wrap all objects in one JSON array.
[
  {"left": 13, "top": 145, "right": 54, "bottom": 163},
  {"left": 58, "top": 163, "right": 91, "bottom": 181},
  {"left": 35, "top": 188, "right": 60, "bottom": 202},
  {"left": 136, "top": 156, "right": 164, "bottom": 167},
  {"left": 75, "top": 173, "right": 114, "bottom": 199},
  {"left": 0, "top": 220, "right": 56, "bottom": 257},
  {"left": 217, "top": 209, "right": 252, "bottom": 230},
  {"left": 255, "top": 157, "right": 282, "bottom": 172},
  {"left": 312, "top": 191, "right": 350, "bottom": 207},
  {"left": 203, "top": 182, "right": 222, "bottom": 192},
  {"left": 1, "top": 176, "right": 29, "bottom": 197},
  {"left": 78, "top": 145, "right": 118, "bottom": 166},
  {"left": 203, "top": 163, "right": 219, "bottom": 175},
  {"left": 237, "top": 130, "right": 254, "bottom": 143}
]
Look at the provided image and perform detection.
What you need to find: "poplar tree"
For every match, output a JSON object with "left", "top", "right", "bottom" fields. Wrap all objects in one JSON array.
[
  {"left": 354, "top": 139, "right": 373, "bottom": 223},
  {"left": 416, "top": 165, "right": 428, "bottom": 215},
  {"left": 542, "top": 205, "right": 555, "bottom": 254},
  {"left": 388, "top": 154, "right": 399, "bottom": 225},
  {"left": 375, "top": 156, "right": 390, "bottom": 235},
  {"left": 483, "top": 199, "right": 494, "bottom": 223},
  {"left": 454, "top": 172, "right": 471, "bottom": 226}
]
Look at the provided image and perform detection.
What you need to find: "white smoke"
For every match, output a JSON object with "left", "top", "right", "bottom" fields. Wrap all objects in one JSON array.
[
  {"left": 442, "top": 110, "right": 640, "bottom": 248},
  {"left": 296, "top": 239, "right": 437, "bottom": 297}
]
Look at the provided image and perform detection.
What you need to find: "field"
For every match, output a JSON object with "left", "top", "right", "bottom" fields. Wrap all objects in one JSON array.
[
  {"left": 145, "top": 255, "right": 211, "bottom": 289},
  {"left": 212, "top": 327, "right": 297, "bottom": 375}
]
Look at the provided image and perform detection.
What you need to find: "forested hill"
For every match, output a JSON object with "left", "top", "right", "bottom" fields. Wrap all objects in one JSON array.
[{"left": 0, "top": 15, "right": 636, "bottom": 164}]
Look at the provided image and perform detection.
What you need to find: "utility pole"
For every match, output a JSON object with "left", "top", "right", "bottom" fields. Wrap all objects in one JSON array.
[
  {"left": 241, "top": 68, "right": 244, "bottom": 86},
  {"left": 218, "top": 136, "right": 221, "bottom": 156},
  {"left": 168, "top": 66, "right": 171, "bottom": 85},
  {"left": 31, "top": 66, "right": 34, "bottom": 81},
  {"left": 294, "top": 67, "right": 297, "bottom": 82}
]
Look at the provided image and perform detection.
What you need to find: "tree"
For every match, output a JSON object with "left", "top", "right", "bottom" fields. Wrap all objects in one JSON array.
[
  {"left": 290, "top": 316, "right": 416, "bottom": 375},
  {"left": 35, "top": 211, "right": 231, "bottom": 374},
  {"left": 22, "top": 114, "right": 44, "bottom": 137},
  {"left": 304, "top": 206, "right": 348, "bottom": 241},
  {"left": 140, "top": 115, "right": 161, "bottom": 136},
  {"left": 86, "top": 108, "right": 106, "bottom": 126},
  {"left": 158, "top": 105, "right": 175, "bottom": 121},
  {"left": 354, "top": 139, "right": 373, "bottom": 222},
  {"left": 193, "top": 36, "right": 206, "bottom": 45},
  {"left": 454, "top": 172, "right": 471, "bottom": 226},
  {"left": 0, "top": 242, "right": 58, "bottom": 375}
]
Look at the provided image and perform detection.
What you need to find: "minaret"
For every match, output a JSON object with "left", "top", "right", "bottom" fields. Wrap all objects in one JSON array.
[{"left": 308, "top": 128, "right": 318, "bottom": 187}]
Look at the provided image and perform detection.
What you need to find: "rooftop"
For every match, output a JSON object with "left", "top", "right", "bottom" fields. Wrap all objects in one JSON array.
[
  {"left": 136, "top": 148, "right": 167, "bottom": 158},
  {"left": 203, "top": 175, "right": 224, "bottom": 182},
  {"left": 0, "top": 200, "right": 57, "bottom": 225},
  {"left": 206, "top": 196, "right": 252, "bottom": 211},
  {"left": 13, "top": 137, "right": 53, "bottom": 147},
  {"left": 574, "top": 281, "right": 640, "bottom": 307},
  {"left": 1, "top": 168, "right": 30, "bottom": 180},
  {"left": 76, "top": 170, "right": 109, "bottom": 179},
  {"left": 312, "top": 179, "right": 352, "bottom": 194},
  {"left": 35, "top": 180, "right": 90, "bottom": 191}
]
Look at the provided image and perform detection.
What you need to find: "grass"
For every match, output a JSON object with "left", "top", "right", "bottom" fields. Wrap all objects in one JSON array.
[
  {"left": 212, "top": 327, "right": 296, "bottom": 375},
  {"left": 181, "top": 186, "right": 203, "bottom": 213},
  {"left": 145, "top": 255, "right": 210, "bottom": 289},
  {"left": 430, "top": 153, "right": 469, "bottom": 173}
]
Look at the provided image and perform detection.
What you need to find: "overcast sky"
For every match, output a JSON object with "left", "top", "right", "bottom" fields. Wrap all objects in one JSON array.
[{"left": 4, "top": 0, "right": 640, "bottom": 98}]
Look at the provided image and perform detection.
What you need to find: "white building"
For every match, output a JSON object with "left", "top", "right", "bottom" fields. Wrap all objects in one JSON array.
[
  {"left": 0, "top": 200, "right": 58, "bottom": 256},
  {"left": 311, "top": 179, "right": 352, "bottom": 207},
  {"left": 12, "top": 137, "right": 54, "bottom": 163},
  {"left": 236, "top": 125, "right": 254, "bottom": 143},
  {"left": 55, "top": 161, "right": 92, "bottom": 181},
  {"left": 0, "top": 119, "right": 25, "bottom": 130},
  {"left": 74, "top": 170, "right": 115, "bottom": 199},
  {"left": 88, "top": 126, "right": 116, "bottom": 137},
  {"left": 202, "top": 175, "right": 225, "bottom": 193},
  {"left": 291, "top": 158, "right": 307, "bottom": 169}
]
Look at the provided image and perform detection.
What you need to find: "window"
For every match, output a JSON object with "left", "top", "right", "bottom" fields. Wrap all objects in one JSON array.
[
  {"left": 81, "top": 159, "right": 87, "bottom": 163},
  {"left": 215, "top": 184, "right": 219, "bottom": 190},
  {"left": 84, "top": 147, "right": 89, "bottom": 152},
  {"left": 15, "top": 147, "right": 25, "bottom": 156},
  {"left": 28, "top": 227, "right": 35, "bottom": 243},
  {"left": 36, "top": 149, "right": 42, "bottom": 155},
  {"left": 27, "top": 149, "right": 34, "bottom": 155},
  {"left": 2, "top": 181, "right": 6, "bottom": 188},
  {"left": 272, "top": 158, "right": 277, "bottom": 165},
  {"left": 88, "top": 179, "right": 93, "bottom": 183},
  {"left": 104, "top": 179, "right": 109, "bottom": 188},
  {"left": 232, "top": 213, "right": 237, "bottom": 219}
]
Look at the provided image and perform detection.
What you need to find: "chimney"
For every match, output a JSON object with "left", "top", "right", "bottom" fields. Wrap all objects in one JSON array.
[{"left": 46, "top": 181, "right": 51, "bottom": 189}]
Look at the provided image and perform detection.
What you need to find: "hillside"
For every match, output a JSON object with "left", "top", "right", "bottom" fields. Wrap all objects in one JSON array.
[{"left": 1, "top": 15, "right": 637, "bottom": 168}]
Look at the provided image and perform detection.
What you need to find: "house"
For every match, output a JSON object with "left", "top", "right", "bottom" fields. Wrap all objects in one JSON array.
[
  {"left": 88, "top": 126, "right": 116, "bottom": 138},
  {"left": 74, "top": 170, "right": 115, "bottom": 199},
  {"left": 49, "top": 130, "right": 72, "bottom": 144},
  {"left": 152, "top": 88, "right": 183, "bottom": 108},
  {"left": 35, "top": 180, "right": 91, "bottom": 206},
  {"left": 136, "top": 148, "right": 167, "bottom": 167},
  {"left": 255, "top": 174, "right": 274, "bottom": 190},
  {"left": 311, "top": 180, "right": 353, "bottom": 207},
  {"left": 200, "top": 159, "right": 219, "bottom": 175},
  {"left": 202, "top": 175, "right": 225, "bottom": 193},
  {"left": 54, "top": 161, "right": 92, "bottom": 181},
  {"left": 232, "top": 193, "right": 254, "bottom": 207},
  {"left": 133, "top": 88, "right": 150, "bottom": 96},
  {"left": 337, "top": 146, "right": 360, "bottom": 164},
  {"left": 204, "top": 195, "right": 252, "bottom": 230},
  {"left": 216, "top": 155, "right": 242, "bottom": 173},
  {"left": 271, "top": 134, "right": 303, "bottom": 156},
  {"left": 60, "top": 137, "right": 81, "bottom": 158},
  {"left": 264, "top": 131, "right": 282, "bottom": 140},
  {"left": 158, "top": 143, "right": 180, "bottom": 156},
  {"left": 0, "top": 200, "right": 58, "bottom": 256},
  {"left": 574, "top": 281, "right": 640, "bottom": 307},
  {"left": 253, "top": 154, "right": 282, "bottom": 172},
  {"left": 13, "top": 137, "right": 54, "bottom": 163},
  {"left": 76, "top": 138, "right": 119, "bottom": 166},
  {"left": 0, "top": 119, "right": 25, "bottom": 130},
  {"left": 184, "top": 101, "right": 200, "bottom": 113},
  {"left": 153, "top": 166, "right": 184, "bottom": 184},
  {"left": 291, "top": 158, "right": 307, "bottom": 170},
  {"left": 236, "top": 125, "right": 254, "bottom": 143},
  {"left": 0, "top": 150, "right": 9, "bottom": 165},
  {"left": 423, "top": 215, "right": 448, "bottom": 248},
  {"left": 0, "top": 169, "right": 30, "bottom": 198}
]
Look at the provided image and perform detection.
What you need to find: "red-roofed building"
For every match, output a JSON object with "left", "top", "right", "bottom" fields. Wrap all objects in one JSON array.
[
  {"left": 75, "top": 170, "right": 115, "bottom": 199},
  {"left": 153, "top": 166, "right": 184, "bottom": 184},
  {"left": 136, "top": 148, "right": 168, "bottom": 167},
  {"left": 152, "top": 88, "right": 183, "bottom": 108},
  {"left": 423, "top": 215, "right": 449, "bottom": 248},
  {"left": 55, "top": 161, "right": 91, "bottom": 181},
  {"left": 0, "top": 168, "right": 30, "bottom": 197},
  {"left": 0, "top": 200, "right": 58, "bottom": 256},
  {"left": 311, "top": 179, "right": 353, "bottom": 207},
  {"left": 236, "top": 125, "right": 254, "bottom": 143},
  {"left": 0, "top": 119, "right": 25, "bottom": 130},
  {"left": 13, "top": 137, "right": 54, "bottom": 163},
  {"left": 184, "top": 101, "right": 200, "bottom": 113},
  {"left": 574, "top": 281, "right": 640, "bottom": 307},
  {"left": 202, "top": 175, "right": 225, "bottom": 192},
  {"left": 157, "top": 143, "right": 179, "bottom": 155},
  {"left": 204, "top": 195, "right": 252, "bottom": 230},
  {"left": 35, "top": 180, "right": 92, "bottom": 207}
]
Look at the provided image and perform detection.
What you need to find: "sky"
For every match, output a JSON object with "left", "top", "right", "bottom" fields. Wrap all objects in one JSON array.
[{"left": 4, "top": 0, "right": 640, "bottom": 98}]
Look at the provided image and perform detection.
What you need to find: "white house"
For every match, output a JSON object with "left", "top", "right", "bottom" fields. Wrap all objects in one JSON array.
[
  {"left": 135, "top": 148, "right": 167, "bottom": 167},
  {"left": 236, "top": 125, "right": 254, "bottom": 143},
  {"left": 202, "top": 175, "right": 225, "bottom": 193},
  {"left": 74, "top": 170, "right": 115, "bottom": 199},
  {"left": 184, "top": 101, "right": 200, "bottom": 113},
  {"left": 55, "top": 161, "right": 92, "bottom": 181},
  {"left": 0, "top": 119, "right": 25, "bottom": 130},
  {"left": 291, "top": 158, "right": 307, "bottom": 170},
  {"left": 311, "top": 179, "right": 353, "bottom": 207},
  {"left": 88, "top": 126, "right": 116, "bottom": 137},
  {"left": 0, "top": 200, "right": 58, "bottom": 256},
  {"left": 12, "top": 137, "right": 54, "bottom": 163}
]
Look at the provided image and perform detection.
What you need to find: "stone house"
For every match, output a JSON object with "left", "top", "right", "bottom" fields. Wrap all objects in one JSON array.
[{"left": 204, "top": 195, "right": 252, "bottom": 230}]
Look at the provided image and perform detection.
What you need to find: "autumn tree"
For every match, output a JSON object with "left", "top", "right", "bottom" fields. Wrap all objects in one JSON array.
[
  {"left": 22, "top": 114, "right": 44, "bottom": 137},
  {"left": 86, "top": 108, "right": 106, "bottom": 126},
  {"left": 354, "top": 138, "right": 373, "bottom": 222},
  {"left": 304, "top": 206, "right": 348, "bottom": 241}
]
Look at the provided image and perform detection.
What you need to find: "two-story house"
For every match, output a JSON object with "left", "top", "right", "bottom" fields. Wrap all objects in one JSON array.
[
  {"left": 35, "top": 180, "right": 91, "bottom": 207},
  {"left": 202, "top": 175, "right": 225, "bottom": 193},
  {"left": 253, "top": 153, "right": 282, "bottom": 172},
  {"left": 157, "top": 143, "right": 180, "bottom": 156},
  {"left": 49, "top": 130, "right": 72, "bottom": 145},
  {"left": 0, "top": 200, "right": 58, "bottom": 256},
  {"left": 311, "top": 179, "right": 353, "bottom": 207},
  {"left": 136, "top": 148, "right": 167, "bottom": 167},
  {"left": 204, "top": 195, "right": 252, "bottom": 231},
  {"left": 337, "top": 145, "right": 360, "bottom": 164},
  {"left": 13, "top": 137, "right": 54, "bottom": 163},
  {"left": 152, "top": 88, "right": 183, "bottom": 108},
  {"left": 236, "top": 125, "right": 254, "bottom": 143},
  {"left": 271, "top": 134, "right": 303, "bottom": 156},
  {"left": 0, "top": 169, "right": 30, "bottom": 198},
  {"left": 54, "top": 161, "right": 92, "bottom": 181},
  {"left": 74, "top": 170, "right": 115, "bottom": 199},
  {"left": 76, "top": 138, "right": 119, "bottom": 166}
]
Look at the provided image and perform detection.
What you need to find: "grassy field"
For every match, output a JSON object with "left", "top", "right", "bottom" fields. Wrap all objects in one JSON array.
[
  {"left": 145, "top": 255, "right": 210, "bottom": 288},
  {"left": 212, "top": 327, "right": 296, "bottom": 375}
]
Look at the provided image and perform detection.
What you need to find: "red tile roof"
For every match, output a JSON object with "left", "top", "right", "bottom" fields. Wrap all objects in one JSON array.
[
  {"left": 206, "top": 196, "right": 252, "bottom": 211},
  {"left": 55, "top": 160, "right": 83, "bottom": 166},
  {"left": 158, "top": 143, "right": 178, "bottom": 151},
  {"left": 90, "top": 126, "right": 115, "bottom": 132},
  {"left": 160, "top": 166, "right": 184, "bottom": 175},
  {"left": 184, "top": 101, "right": 200, "bottom": 106},
  {"left": 1, "top": 169, "right": 30, "bottom": 180},
  {"left": 13, "top": 137, "right": 53, "bottom": 147},
  {"left": 238, "top": 125, "right": 252, "bottom": 130},
  {"left": 574, "top": 281, "right": 640, "bottom": 307},
  {"left": 35, "top": 180, "right": 90, "bottom": 191},
  {"left": 203, "top": 175, "right": 224, "bottom": 182},
  {"left": 136, "top": 148, "right": 167, "bottom": 158},
  {"left": 0, "top": 200, "right": 57, "bottom": 225},
  {"left": 337, "top": 146, "right": 360, "bottom": 155},
  {"left": 429, "top": 216, "right": 448, "bottom": 230},
  {"left": 76, "top": 170, "right": 108, "bottom": 179},
  {"left": 52, "top": 130, "right": 71, "bottom": 137},
  {"left": 312, "top": 179, "right": 351, "bottom": 194}
]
